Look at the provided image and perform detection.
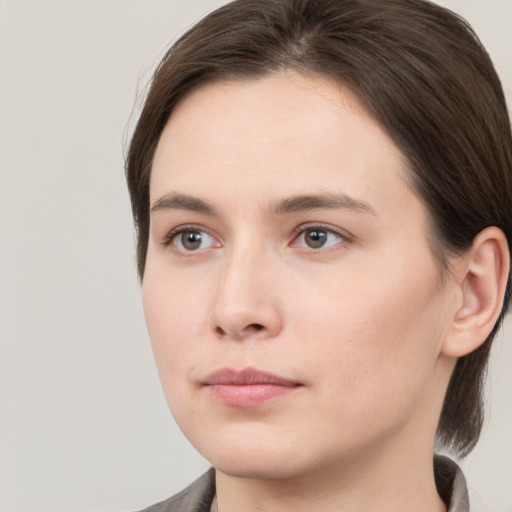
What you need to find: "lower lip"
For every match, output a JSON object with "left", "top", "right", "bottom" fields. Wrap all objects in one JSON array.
[{"left": 207, "top": 383, "right": 300, "bottom": 407}]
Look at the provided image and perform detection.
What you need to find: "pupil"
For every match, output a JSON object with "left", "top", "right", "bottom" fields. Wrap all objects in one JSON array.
[
  {"left": 182, "top": 231, "right": 202, "bottom": 250},
  {"left": 306, "top": 229, "right": 327, "bottom": 248}
]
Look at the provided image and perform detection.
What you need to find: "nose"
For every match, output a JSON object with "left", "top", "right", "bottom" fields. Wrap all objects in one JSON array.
[{"left": 210, "top": 245, "right": 283, "bottom": 341}]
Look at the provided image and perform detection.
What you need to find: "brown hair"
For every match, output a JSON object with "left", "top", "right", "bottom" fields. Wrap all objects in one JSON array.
[{"left": 125, "top": 0, "right": 512, "bottom": 456}]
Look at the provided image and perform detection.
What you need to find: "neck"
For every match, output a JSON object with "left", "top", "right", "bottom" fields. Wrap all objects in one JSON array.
[
  {"left": 214, "top": 397, "right": 449, "bottom": 512},
  {"left": 214, "top": 357, "right": 455, "bottom": 512},
  {"left": 215, "top": 449, "right": 446, "bottom": 512},
  {"left": 216, "top": 442, "right": 447, "bottom": 512}
]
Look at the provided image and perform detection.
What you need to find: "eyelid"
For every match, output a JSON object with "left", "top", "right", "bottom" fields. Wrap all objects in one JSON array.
[
  {"left": 160, "top": 224, "right": 222, "bottom": 251},
  {"left": 158, "top": 222, "right": 351, "bottom": 252},
  {"left": 292, "top": 222, "right": 352, "bottom": 239},
  {"left": 290, "top": 223, "right": 353, "bottom": 250}
]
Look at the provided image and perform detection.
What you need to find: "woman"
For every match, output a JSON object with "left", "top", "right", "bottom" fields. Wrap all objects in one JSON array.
[{"left": 125, "top": 0, "right": 512, "bottom": 510}]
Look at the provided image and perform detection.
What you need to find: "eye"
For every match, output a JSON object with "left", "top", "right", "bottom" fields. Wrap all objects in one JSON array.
[
  {"left": 293, "top": 227, "right": 344, "bottom": 250},
  {"left": 171, "top": 229, "right": 217, "bottom": 252}
]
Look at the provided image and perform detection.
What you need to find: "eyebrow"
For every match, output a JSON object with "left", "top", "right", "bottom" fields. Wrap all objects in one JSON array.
[
  {"left": 269, "top": 193, "right": 377, "bottom": 216},
  {"left": 150, "top": 192, "right": 377, "bottom": 217},
  {"left": 150, "top": 193, "right": 218, "bottom": 216}
]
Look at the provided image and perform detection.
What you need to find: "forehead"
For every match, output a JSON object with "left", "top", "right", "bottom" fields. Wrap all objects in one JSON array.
[{"left": 150, "top": 71, "right": 423, "bottom": 227}]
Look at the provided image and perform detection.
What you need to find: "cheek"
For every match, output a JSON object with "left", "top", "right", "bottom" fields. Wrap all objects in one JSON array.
[
  {"left": 142, "top": 270, "right": 212, "bottom": 388},
  {"left": 291, "top": 257, "right": 447, "bottom": 418}
]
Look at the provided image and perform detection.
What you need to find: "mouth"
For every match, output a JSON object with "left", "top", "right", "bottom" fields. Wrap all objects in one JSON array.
[{"left": 203, "top": 367, "right": 303, "bottom": 407}]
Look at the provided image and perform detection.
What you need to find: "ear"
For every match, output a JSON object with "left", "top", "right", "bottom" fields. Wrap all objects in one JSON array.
[{"left": 442, "top": 226, "right": 510, "bottom": 358}]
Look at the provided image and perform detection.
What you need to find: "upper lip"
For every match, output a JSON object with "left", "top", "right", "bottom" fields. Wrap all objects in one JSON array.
[{"left": 203, "top": 367, "right": 301, "bottom": 386}]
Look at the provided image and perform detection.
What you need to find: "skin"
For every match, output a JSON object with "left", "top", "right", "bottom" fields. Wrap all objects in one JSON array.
[{"left": 142, "top": 71, "right": 489, "bottom": 512}]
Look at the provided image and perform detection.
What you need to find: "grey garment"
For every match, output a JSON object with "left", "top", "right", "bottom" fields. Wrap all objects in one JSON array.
[
  {"left": 435, "top": 455, "right": 470, "bottom": 512},
  {"left": 139, "top": 456, "right": 470, "bottom": 512},
  {"left": 139, "top": 468, "right": 216, "bottom": 512}
]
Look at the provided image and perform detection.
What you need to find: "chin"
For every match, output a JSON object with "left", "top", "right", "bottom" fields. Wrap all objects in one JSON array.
[
  {"left": 188, "top": 425, "right": 310, "bottom": 479},
  {"left": 211, "top": 452, "right": 303, "bottom": 480}
]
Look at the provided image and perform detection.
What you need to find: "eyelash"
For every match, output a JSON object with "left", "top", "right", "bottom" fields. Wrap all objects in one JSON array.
[
  {"left": 161, "top": 224, "right": 217, "bottom": 252},
  {"left": 161, "top": 223, "right": 351, "bottom": 255},
  {"left": 291, "top": 223, "right": 350, "bottom": 251}
]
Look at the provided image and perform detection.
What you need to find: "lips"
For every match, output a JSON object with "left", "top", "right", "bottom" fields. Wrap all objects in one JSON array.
[{"left": 203, "top": 367, "right": 302, "bottom": 407}]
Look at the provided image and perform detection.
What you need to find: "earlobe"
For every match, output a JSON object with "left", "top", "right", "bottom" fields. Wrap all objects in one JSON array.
[{"left": 442, "top": 226, "right": 510, "bottom": 358}]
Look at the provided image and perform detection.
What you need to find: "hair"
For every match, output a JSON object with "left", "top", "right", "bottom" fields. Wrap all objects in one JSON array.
[{"left": 125, "top": 0, "right": 512, "bottom": 457}]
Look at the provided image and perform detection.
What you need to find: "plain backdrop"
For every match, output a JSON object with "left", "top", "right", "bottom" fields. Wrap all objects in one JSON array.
[{"left": 1, "top": 1, "right": 511, "bottom": 511}]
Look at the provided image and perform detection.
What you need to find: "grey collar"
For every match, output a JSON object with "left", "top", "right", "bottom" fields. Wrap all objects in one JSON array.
[{"left": 140, "top": 456, "right": 470, "bottom": 512}]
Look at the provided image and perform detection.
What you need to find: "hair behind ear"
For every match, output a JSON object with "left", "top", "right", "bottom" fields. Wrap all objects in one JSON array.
[{"left": 437, "top": 227, "right": 510, "bottom": 456}]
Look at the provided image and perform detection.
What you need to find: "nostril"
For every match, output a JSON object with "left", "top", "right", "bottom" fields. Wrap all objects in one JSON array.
[{"left": 212, "top": 323, "right": 265, "bottom": 338}]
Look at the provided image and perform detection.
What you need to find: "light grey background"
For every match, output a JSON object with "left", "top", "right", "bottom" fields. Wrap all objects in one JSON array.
[{"left": 1, "top": 1, "right": 511, "bottom": 511}]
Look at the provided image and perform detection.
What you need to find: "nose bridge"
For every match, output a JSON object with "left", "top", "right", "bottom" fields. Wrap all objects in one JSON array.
[{"left": 210, "top": 236, "right": 281, "bottom": 340}]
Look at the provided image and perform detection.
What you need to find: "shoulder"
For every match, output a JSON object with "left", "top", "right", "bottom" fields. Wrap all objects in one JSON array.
[
  {"left": 435, "top": 455, "right": 495, "bottom": 512},
  {"left": 137, "top": 468, "right": 216, "bottom": 512},
  {"left": 434, "top": 455, "right": 470, "bottom": 512}
]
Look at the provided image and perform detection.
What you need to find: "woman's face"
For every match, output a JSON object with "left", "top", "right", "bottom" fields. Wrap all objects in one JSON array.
[{"left": 143, "top": 72, "right": 458, "bottom": 479}]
